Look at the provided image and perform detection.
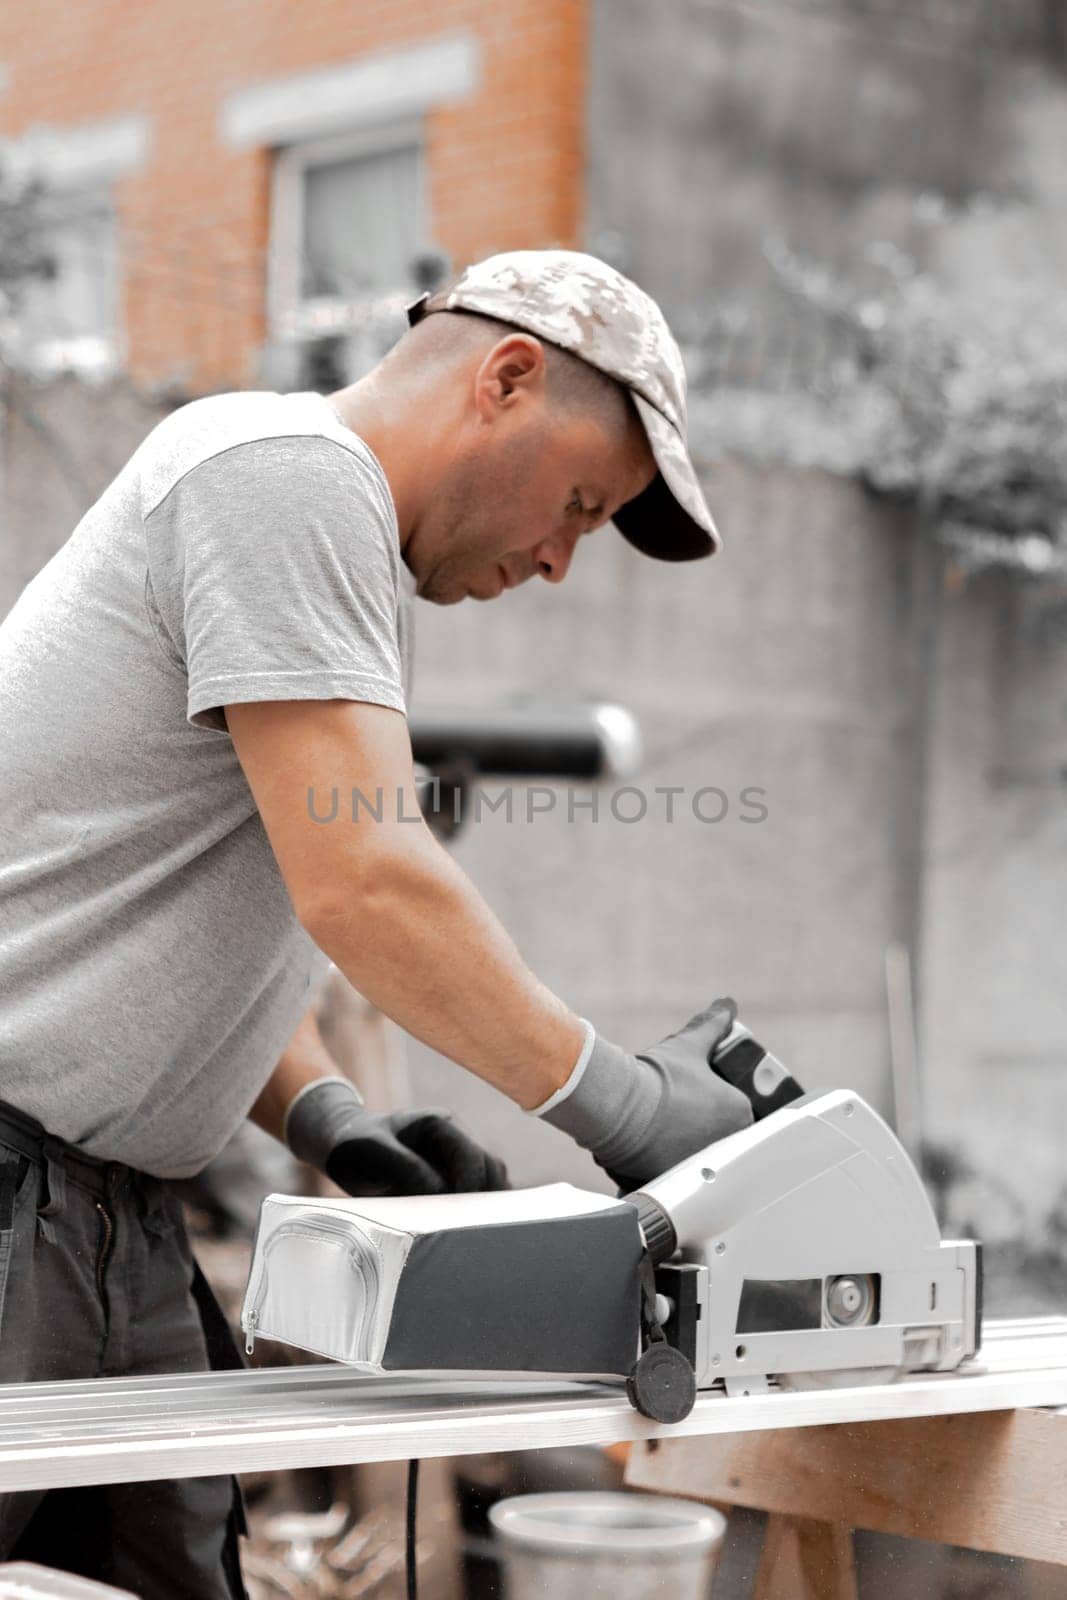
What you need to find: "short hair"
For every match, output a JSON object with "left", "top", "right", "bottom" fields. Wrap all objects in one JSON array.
[{"left": 403, "top": 300, "right": 639, "bottom": 439}]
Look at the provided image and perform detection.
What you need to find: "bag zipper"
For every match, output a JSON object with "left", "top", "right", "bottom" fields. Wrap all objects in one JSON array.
[{"left": 243, "top": 1211, "right": 388, "bottom": 1362}]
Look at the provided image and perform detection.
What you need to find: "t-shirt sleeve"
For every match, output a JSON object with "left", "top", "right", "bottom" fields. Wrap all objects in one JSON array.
[{"left": 144, "top": 435, "right": 406, "bottom": 733}]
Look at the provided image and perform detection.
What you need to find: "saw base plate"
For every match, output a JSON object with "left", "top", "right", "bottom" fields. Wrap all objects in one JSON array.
[{"left": 775, "top": 1366, "right": 902, "bottom": 1391}]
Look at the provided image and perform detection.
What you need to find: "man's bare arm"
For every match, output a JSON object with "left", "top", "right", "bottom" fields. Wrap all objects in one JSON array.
[{"left": 227, "top": 698, "right": 584, "bottom": 1110}]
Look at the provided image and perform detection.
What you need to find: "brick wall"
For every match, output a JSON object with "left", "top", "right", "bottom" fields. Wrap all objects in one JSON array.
[{"left": 0, "top": 0, "right": 588, "bottom": 393}]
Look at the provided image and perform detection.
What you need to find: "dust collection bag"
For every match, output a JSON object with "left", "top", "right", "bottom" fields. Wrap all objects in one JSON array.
[{"left": 241, "top": 1185, "right": 644, "bottom": 1378}]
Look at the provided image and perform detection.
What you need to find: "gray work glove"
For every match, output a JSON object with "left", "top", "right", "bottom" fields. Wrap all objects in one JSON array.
[
  {"left": 286, "top": 1078, "right": 509, "bottom": 1197},
  {"left": 537, "top": 998, "right": 753, "bottom": 1191}
]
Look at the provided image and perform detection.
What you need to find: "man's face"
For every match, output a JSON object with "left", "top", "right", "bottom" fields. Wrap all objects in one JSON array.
[{"left": 405, "top": 378, "right": 658, "bottom": 606}]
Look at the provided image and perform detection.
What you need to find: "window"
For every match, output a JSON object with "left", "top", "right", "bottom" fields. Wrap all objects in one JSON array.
[
  {"left": 269, "top": 120, "right": 426, "bottom": 346},
  {"left": 1, "top": 186, "right": 121, "bottom": 378}
]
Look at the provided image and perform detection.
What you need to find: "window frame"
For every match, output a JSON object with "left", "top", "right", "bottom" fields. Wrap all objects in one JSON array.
[{"left": 267, "top": 117, "right": 428, "bottom": 344}]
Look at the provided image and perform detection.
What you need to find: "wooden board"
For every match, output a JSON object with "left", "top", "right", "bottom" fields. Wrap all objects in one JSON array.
[
  {"left": 627, "top": 1407, "right": 1067, "bottom": 1565},
  {"left": 756, "top": 1516, "right": 858, "bottom": 1600}
]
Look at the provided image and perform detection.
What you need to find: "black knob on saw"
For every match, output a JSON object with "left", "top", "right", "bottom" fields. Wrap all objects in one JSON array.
[
  {"left": 710, "top": 1020, "right": 805, "bottom": 1120},
  {"left": 626, "top": 1344, "right": 697, "bottom": 1423}
]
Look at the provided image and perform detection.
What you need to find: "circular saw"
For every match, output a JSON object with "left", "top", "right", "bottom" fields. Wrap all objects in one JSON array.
[{"left": 242, "top": 1021, "right": 982, "bottom": 1422}]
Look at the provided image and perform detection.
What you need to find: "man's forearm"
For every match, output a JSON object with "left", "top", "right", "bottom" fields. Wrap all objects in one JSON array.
[
  {"left": 249, "top": 1004, "right": 343, "bottom": 1142},
  {"left": 303, "top": 834, "right": 586, "bottom": 1110}
]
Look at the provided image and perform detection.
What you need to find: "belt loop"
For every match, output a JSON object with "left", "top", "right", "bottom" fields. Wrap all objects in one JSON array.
[{"left": 36, "top": 1137, "right": 68, "bottom": 1243}]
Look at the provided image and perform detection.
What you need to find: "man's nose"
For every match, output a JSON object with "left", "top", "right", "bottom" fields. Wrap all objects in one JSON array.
[{"left": 533, "top": 528, "right": 579, "bottom": 585}]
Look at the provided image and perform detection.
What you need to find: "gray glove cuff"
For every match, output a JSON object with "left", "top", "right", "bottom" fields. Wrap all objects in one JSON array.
[
  {"left": 537, "top": 1031, "right": 661, "bottom": 1174},
  {"left": 284, "top": 1076, "right": 366, "bottom": 1171}
]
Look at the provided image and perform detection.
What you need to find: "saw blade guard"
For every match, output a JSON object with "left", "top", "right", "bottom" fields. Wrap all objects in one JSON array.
[{"left": 640, "top": 1090, "right": 981, "bottom": 1389}]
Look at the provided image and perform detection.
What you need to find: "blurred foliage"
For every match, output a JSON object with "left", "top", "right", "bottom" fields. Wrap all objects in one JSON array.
[
  {"left": 688, "top": 235, "right": 1067, "bottom": 574},
  {"left": 923, "top": 1138, "right": 1067, "bottom": 1313}
]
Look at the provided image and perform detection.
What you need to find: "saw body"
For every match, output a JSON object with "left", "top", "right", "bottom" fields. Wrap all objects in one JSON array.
[
  {"left": 636, "top": 1090, "right": 980, "bottom": 1395},
  {"left": 242, "top": 1091, "right": 981, "bottom": 1410}
]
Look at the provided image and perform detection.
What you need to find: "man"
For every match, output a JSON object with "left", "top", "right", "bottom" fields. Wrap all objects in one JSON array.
[{"left": 0, "top": 251, "right": 752, "bottom": 1595}]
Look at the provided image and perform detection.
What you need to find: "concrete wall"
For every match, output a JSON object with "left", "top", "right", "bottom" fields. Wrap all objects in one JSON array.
[
  {"left": 923, "top": 574, "right": 1067, "bottom": 1216},
  {"left": 406, "top": 460, "right": 919, "bottom": 1192},
  {"left": 576, "top": 0, "right": 1067, "bottom": 1228}
]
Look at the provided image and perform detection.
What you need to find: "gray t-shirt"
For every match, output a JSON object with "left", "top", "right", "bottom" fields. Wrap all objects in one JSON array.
[{"left": 0, "top": 390, "right": 413, "bottom": 1177}]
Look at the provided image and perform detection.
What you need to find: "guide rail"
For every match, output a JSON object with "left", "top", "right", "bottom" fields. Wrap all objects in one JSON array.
[{"left": 0, "top": 1318, "right": 1063, "bottom": 1492}]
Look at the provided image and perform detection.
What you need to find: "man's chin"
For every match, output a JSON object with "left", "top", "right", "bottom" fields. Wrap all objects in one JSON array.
[
  {"left": 425, "top": 584, "right": 497, "bottom": 606},
  {"left": 471, "top": 565, "right": 507, "bottom": 602},
  {"left": 416, "top": 575, "right": 467, "bottom": 606},
  {"left": 418, "top": 567, "right": 504, "bottom": 605}
]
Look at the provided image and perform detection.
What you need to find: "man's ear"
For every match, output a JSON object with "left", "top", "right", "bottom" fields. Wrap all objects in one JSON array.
[{"left": 473, "top": 334, "right": 546, "bottom": 420}]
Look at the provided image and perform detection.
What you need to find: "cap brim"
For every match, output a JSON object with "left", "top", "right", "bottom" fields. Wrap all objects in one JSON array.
[{"left": 613, "top": 393, "right": 720, "bottom": 562}]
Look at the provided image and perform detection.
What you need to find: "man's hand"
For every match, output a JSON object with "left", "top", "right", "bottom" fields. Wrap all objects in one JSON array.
[
  {"left": 538, "top": 998, "right": 754, "bottom": 1191},
  {"left": 286, "top": 1076, "right": 509, "bottom": 1197}
]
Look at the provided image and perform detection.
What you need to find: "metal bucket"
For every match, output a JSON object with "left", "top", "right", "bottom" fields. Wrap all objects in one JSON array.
[{"left": 489, "top": 1490, "right": 726, "bottom": 1599}]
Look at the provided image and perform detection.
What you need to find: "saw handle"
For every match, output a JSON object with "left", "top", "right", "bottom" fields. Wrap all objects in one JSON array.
[{"left": 710, "top": 1022, "right": 805, "bottom": 1119}]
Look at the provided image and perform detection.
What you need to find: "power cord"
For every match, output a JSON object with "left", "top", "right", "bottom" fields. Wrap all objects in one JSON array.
[{"left": 406, "top": 1458, "right": 420, "bottom": 1600}]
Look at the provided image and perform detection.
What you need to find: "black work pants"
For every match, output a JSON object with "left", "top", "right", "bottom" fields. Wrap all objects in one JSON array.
[{"left": 0, "top": 1099, "right": 246, "bottom": 1598}]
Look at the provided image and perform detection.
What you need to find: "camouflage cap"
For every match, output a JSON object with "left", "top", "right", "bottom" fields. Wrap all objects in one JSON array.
[{"left": 406, "top": 249, "right": 720, "bottom": 561}]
